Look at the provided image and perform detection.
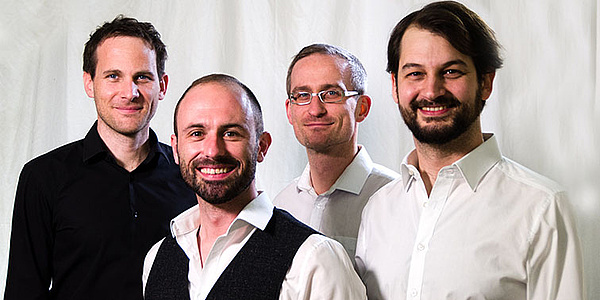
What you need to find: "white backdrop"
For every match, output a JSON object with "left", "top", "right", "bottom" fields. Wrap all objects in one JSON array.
[{"left": 1, "top": 0, "right": 598, "bottom": 297}]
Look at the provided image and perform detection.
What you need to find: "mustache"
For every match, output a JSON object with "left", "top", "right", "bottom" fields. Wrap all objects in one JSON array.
[
  {"left": 191, "top": 155, "right": 239, "bottom": 167},
  {"left": 410, "top": 95, "right": 461, "bottom": 110}
]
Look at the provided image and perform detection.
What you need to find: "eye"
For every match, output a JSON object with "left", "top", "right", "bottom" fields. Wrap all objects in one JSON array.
[
  {"left": 291, "top": 92, "right": 312, "bottom": 104},
  {"left": 443, "top": 69, "right": 465, "bottom": 79},
  {"left": 106, "top": 74, "right": 118, "bottom": 80},
  {"left": 189, "top": 130, "right": 204, "bottom": 138},
  {"left": 136, "top": 74, "right": 152, "bottom": 82},
  {"left": 324, "top": 89, "right": 342, "bottom": 97},
  {"left": 404, "top": 71, "right": 425, "bottom": 81}
]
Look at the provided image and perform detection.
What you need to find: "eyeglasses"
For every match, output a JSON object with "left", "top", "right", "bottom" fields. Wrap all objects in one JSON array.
[{"left": 288, "top": 88, "right": 359, "bottom": 105}]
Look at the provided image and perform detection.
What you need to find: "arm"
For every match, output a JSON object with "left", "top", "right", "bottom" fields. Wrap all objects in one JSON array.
[
  {"left": 4, "top": 164, "right": 53, "bottom": 300},
  {"left": 527, "top": 191, "right": 585, "bottom": 300},
  {"left": 281, "top": 234, "right": 367, "bottom": 300}
]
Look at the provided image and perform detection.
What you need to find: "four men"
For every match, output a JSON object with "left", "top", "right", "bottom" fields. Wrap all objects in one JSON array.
[
  {"left": 142, "top": 74, "right": 366, "bottom": 299},
  {"left": 355, "top": 1, "right": 584, "bottom": 299},
  {"left": 5, "top": 1, "right": 585, "bottom": 299},
  {"left": 5, "top": 16, "right": 196, "bottom": 299},
  {"left": 274, "top": 44, "right": 398, "bottom": 257}
]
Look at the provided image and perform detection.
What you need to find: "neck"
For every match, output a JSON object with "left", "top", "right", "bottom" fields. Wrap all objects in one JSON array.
[
  {"left": 306, "top": 143, "right": 359, "bottom": 195},
  {"left": 412, "top": 123, "right": 484, "bottom": 196},
  {"left": 96, "top": 122, "right": 151, "bottom": 172},
  {"left": 196, "top": 183, "right": 259, "bottom": 265}
]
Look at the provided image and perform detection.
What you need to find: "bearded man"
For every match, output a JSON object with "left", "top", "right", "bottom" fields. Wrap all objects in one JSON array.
[
  {"left": 142, "top": 74, "right": 366, "bottom": 300},
  {"left": 355, "top": 1, "right": 584, "bottom": 300}
]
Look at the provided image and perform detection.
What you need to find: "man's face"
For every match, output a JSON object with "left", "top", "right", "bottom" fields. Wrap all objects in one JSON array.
[
  {"left": 83, "top": 36, "right": 167, "bottom": 137},
  {"left": 286, "top": 54, "right": 368, "bottom": 154},
  {"left": 172, "top": 83, "right": 269, "bottom": 204},
  {"left": 392, "top": 26, "right": 494, "bottom": 145}
]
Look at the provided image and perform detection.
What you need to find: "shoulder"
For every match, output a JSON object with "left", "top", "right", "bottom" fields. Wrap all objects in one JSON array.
[
  {"left": 285, "top": 234, "right": 366, "bottom": 299},
  {"left": 370, "top": 163, "right": 400, "bottom": 181},
  {"left": 19, "top": 140, "right": 84, "bottom": 183},
  {"left": 272, "top": 177, "right": 301, "bottom": 205},
  {"left": 156, "top": 141, "right": 176, "bottom": 164},
  {"left": 494, "top": 157, "right": 566, "bottom": 199}
]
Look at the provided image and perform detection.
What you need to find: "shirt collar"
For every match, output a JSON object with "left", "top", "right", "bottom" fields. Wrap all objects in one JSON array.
[
  {"left": 297, "top": 145, "right": 374, "bottom": 195},
  {"left": 401, "top": 133, "right": 502, "bottom": 192},
  {"left": 82, "top": 121, "right": 166, "bottom": 164},
  {"left": 169, "top": 192, "right": 274, "bottom": 238}
]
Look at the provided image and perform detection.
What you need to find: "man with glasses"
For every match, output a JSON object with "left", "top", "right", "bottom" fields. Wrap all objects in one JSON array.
[
  {"left": 274, "top": 44, "right": 398, "bottom": 258},
  {"left": 143, "top": 74, "right": 366, "bottom": 299}
]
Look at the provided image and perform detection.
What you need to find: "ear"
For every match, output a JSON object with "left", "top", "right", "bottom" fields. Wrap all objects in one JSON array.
[
  {"left": 480, "top": 72, "right": 495, "bottom": 101},
  {"left": 285, "top": 98, "right": 293, "bottom": 125},
  {"left": 171, "top": 134, "right": 180, "bottom": 165},
  {"left": 256, "top": 131, "right": 272, "bottom": 163},
  {"left": 158, "top": 73, "right": 169, "bottom": 101},
  {"left": 390, "top": 73, "right": 399, "bottom": 104},
  {"left": 355, "top": 95, "right": 371, "bottom": 123},
  {"left": 83, "top": 72, "right": 95, "bottom": 98}
]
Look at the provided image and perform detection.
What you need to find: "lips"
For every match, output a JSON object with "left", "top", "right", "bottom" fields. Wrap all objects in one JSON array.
[
  {"left": 116, "top": 106, "right": 143, "bottom": 114},
  {"left": 200, "top": 167, "right": 232, "bottom": 175}
]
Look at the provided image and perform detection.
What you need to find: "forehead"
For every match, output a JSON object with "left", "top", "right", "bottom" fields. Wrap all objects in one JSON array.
[
  {"left": 95, "top": 36, "right": 156, "bottom": 68},
  {"left": 177, "top": 83, "right": 252, "bottom": 129},
  {"left": 290, "top": 54, "right": 350, "bottom": 89},
  {"left": 399, "top": 26, "right": 474, "bottom": 68}
]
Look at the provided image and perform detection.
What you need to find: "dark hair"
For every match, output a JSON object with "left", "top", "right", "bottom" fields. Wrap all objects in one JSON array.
[
  {"left": 387, "top": 1, "right": 502, "bottom": 82},
  {"left": 286, "top": 43, "right": 367, "bottom": 95},
  {"left": 83, "top": 15, "right": 167, "bottom": 79},
  {"left": 174, "top": 74, "right": 264, "bottom": 139}
]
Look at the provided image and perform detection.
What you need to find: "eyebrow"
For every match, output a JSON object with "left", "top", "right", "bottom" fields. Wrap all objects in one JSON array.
[
  {"left": 401, "top": 59, "right": 469, "bottom": 71},
  {"left": 291, "top": 83, "right": 342, "bottom": 93},
  {"left": 183, "top": 123, "right": 248, "bottom": 133}
]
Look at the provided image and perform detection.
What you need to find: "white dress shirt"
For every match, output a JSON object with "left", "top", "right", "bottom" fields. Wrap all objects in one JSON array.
[
  {"left": 143, "top": 192, "right": 366, "bottom": 300},
  {"left": 273, "top": 146, "right": 399, "bottom": 258},
  {"left": 356, "top": 134, "right": 583, "bottom": 300}
]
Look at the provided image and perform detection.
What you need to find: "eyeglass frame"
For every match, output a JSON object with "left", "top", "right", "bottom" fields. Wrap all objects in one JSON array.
[{"left": 288, "top": 88, "right": 360, "bottom": 106}]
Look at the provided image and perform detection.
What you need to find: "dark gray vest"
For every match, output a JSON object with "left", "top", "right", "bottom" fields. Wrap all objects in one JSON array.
[{"left": 145, "top": 208, "right": 318, "bottom": 300}]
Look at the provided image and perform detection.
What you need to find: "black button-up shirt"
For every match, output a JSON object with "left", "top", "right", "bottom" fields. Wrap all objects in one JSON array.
[{"left": 4, "top": 123, "right": 197, "bottom": 300}]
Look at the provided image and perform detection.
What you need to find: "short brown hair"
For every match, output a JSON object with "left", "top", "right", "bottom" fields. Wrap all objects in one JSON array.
[
  {"left": 387, "top": 1, "right": 503, "bottom": 82},
  {"left": 83, "top": 15, "right": 167, "bottom": 79},
  {"left": 286, "top": 43, "right": 367, "bottom": 95}
]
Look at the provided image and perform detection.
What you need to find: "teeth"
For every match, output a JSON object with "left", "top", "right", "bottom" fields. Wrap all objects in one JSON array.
[
  {"left": 422, "top": 106, "right": 447, "bottom": 112},
  {"left": 200, "top": 168, "right": 230, "bottom": 175}
]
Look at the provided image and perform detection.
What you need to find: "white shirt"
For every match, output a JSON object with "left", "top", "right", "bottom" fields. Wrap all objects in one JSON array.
[
  {"left": 356, "top": 134, "right": 584, "bottom": 300},
  {"left": 273, "top": 146, "right": 399, "bottom": 258},
  {"left": 143, "top": 192, "right": 366, "bottom": 300}
]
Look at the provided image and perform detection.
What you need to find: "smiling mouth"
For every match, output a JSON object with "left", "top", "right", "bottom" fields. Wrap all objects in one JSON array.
[
  {"left": 421, "top": 105, "right": 448, "bottom": 112},
  {"left": 200, "top": 167, "right": 232, "bottom": 175}
]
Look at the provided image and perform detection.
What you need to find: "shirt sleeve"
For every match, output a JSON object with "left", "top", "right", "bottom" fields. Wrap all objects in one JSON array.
[
  {"left": 527, "top": 191, "right": 584, "bottom": 300},
  {"left": 142, "top": 238, "right": 164, "bottom": 295},
  {"left": 4, "top": 165, "right": 53, "bottom": 300},
  {"left": 280, "top": 234, "right": 367, "bottom": 300}
]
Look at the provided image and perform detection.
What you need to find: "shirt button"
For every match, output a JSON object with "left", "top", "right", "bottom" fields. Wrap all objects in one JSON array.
[
  {"left": 422, "top": 202, "right": 429, "bottom": 208},
  {"left": 417, "top": 243, "right": 425, "bottom": 251}
]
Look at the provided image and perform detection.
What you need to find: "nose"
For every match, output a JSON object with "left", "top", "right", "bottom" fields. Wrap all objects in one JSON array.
[
  {"left": 120, "top": 80, "right": 140, "bottom": 100},
  {"left": 421, "top": 75, "right": 446, "bottom": 101},
  {"left": 307, "top": 94, "right": 327, "bottom": 117},
  {"left": 202, "top": 133, "right": 226, "bottom": 158}
]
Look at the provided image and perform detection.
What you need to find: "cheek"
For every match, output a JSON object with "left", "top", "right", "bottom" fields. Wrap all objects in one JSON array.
[{"left": 397, "top": 82, "right": 418, "bottom": 104}]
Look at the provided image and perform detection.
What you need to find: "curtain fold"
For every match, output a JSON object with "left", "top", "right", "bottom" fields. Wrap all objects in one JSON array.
[{"left": 1, "top": 0, "right": 598, "bottom": 296}]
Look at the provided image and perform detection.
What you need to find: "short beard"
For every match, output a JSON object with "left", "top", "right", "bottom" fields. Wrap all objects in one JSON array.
[
  {"left": 179, "top": 151, "right": 257, "bottom": 205},
  {"left": 398, "top": 88, "right": 485, "bottom": 145}
]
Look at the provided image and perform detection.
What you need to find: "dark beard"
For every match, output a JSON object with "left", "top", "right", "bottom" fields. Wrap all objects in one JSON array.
[
  {"left": 179, "top": 151, "right": 257, "bottom": 205},
  {"left": 399, "top": 89, "right": 485, "bottom": 145}
]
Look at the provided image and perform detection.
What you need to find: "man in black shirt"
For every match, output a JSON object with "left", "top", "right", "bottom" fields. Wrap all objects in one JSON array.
[{"left": 4, "top": 16, "right": 196, "bottom": 300}]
